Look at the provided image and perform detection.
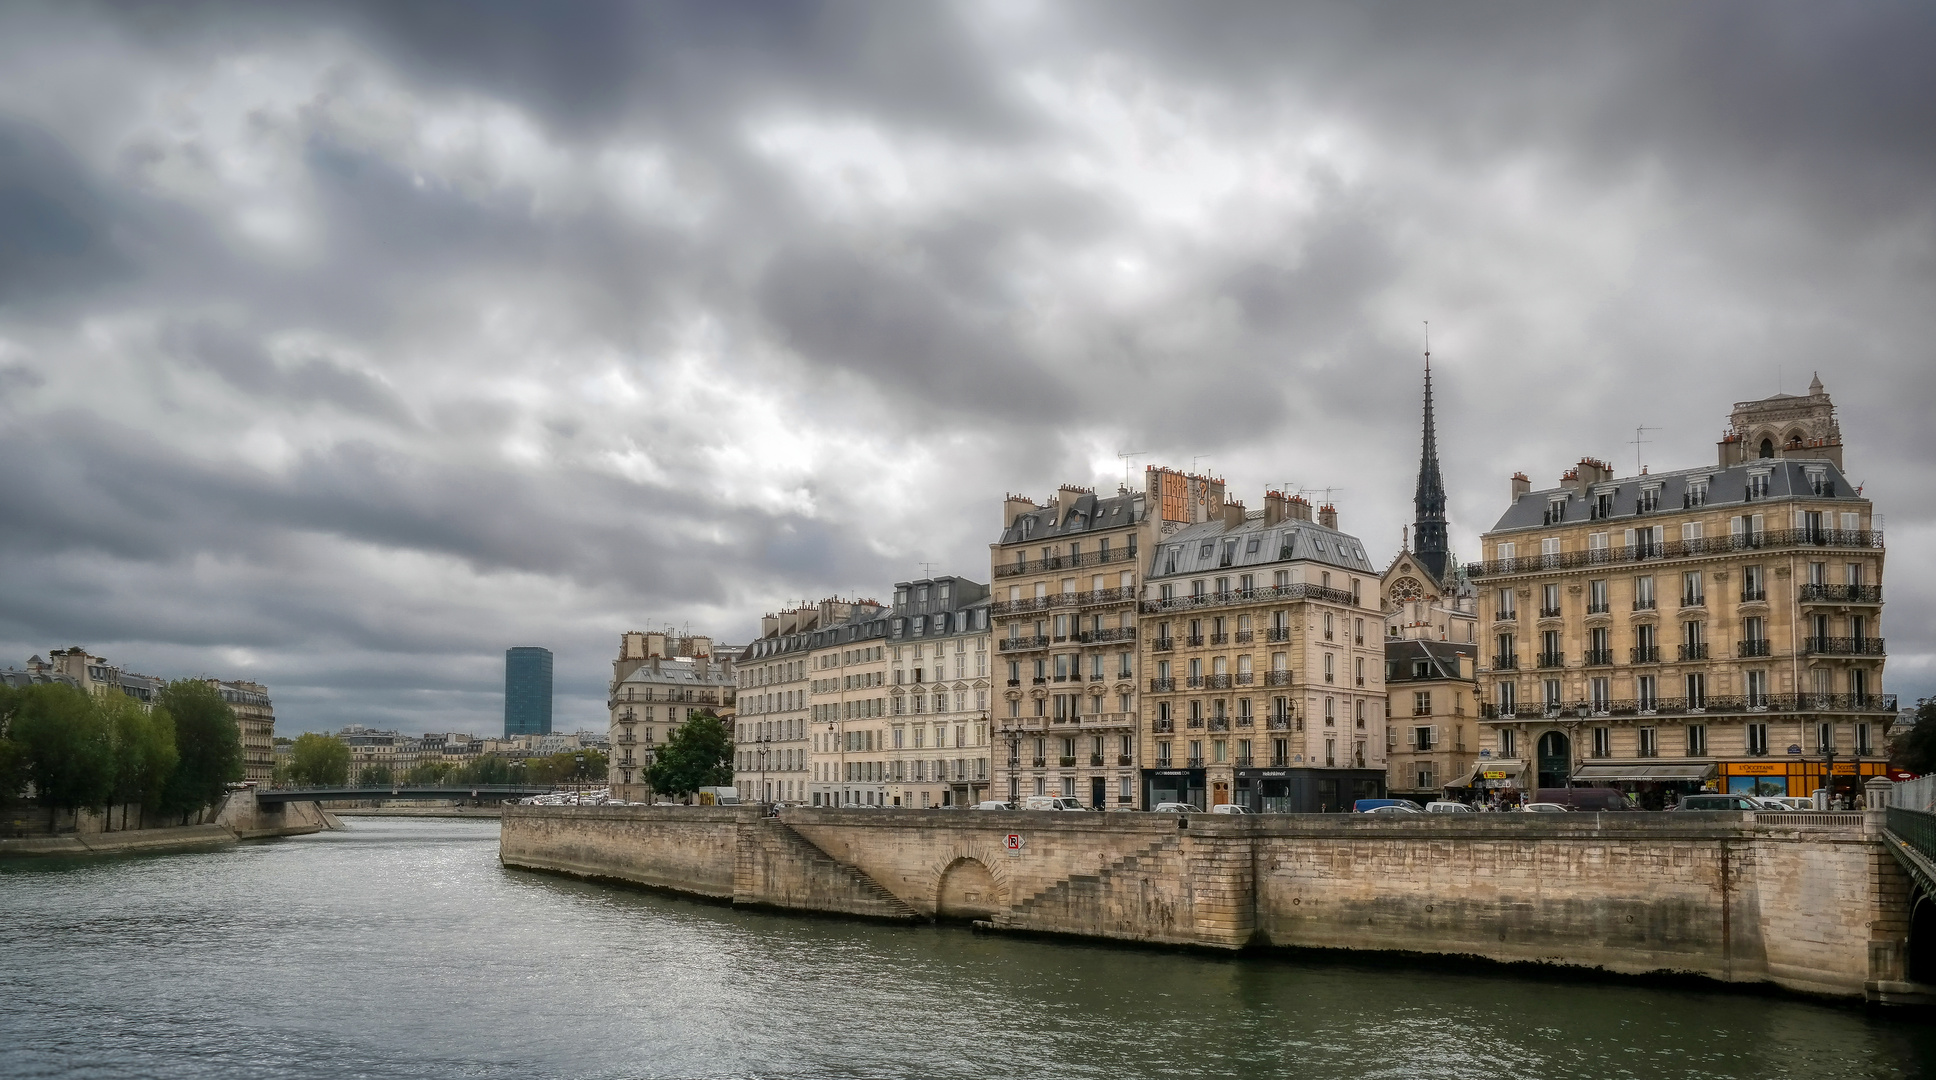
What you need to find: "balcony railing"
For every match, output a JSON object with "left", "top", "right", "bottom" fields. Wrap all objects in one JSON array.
[
  {"left": 1088, "top": 754, "right": 1104, "bottom": 766},
  {"left": 1737, "top": 639, "right": 1771, "bottom": 658},
  {"left": 994, "top": 546, "right": 1136, "bottom": 578},
  {"left": 1031, "top": 758, "right": 1046, "bottom": 768},
  {"left": 999, "top": 635, "right": 1050, "bottom": 653},
  {"left": 1234, "top": 629, "right": 1254, "bottom": 643},
  {"left": 1152, "top": 718, "right": 1174, "bottom": 733},
  {"left": 1233, "top": 756, "right": 1255, "bottom": 768},
  {"left": 1207, "top": 717, "right": 1231, "bottom": 732},
  {"left": 1208, "top": 632, "right": 1229, "bottom": 645},
  {"left": 1186, "top": 757, "right": 1205, "bottom": 768},
  {"left": 1149, "top": 677, "right": 1175, "bottom": 692},
  {"left": 1266, "top": 627, "right": 1291, "bottom": 642},
  {"left": 1206, "top": 673, "right": 1232, "bottom": 689},
  {"left": 1799, "top": 584, "right": 1883, "bottom": 605},
  {"left": 1186, "top": 674, "right": 1206, "bottom": 689},
  {"left": 1678, "top": 643, "right": 1710, "bottom": 661},
  {"left": 1630, "top": 646, "right": 1660, "bottom": 664},
  {"left": 1582, "top": 649, "right": 1615, "bottom": 666},
  {"left": 1805, "top": 636, "right": 1886, "bottom": 656},
  {"left": 1681, "top": 594, "right": 1705, "bottom": 609},
  {"left": 1539, "top": 606, "right": 1562, "bottom": 619},
  {"left": 1740, "top": 588, "right": 1767, "bottom": 602},
  {"left": 1492, "top": 655, "right": 1518, "bottom": 670},
  {"left": 1266, "top": 716, "right": 1292, "bottom": 730},
  {"left": 1235, "top": 672, "right": 1254, "bottom": 685},
  {"left": 1058, "top": 756, "right": 1077, "bottom": 768},
  {"left": 1633, "top": 598, "right": 1657, "bottom": 611},
  {"left": 1141, "top": 582, "right": 1358, "bottom": 614},
  {"left": 1467, "top": 529, "right": 1884, "bottom": 578},
  {"left": 1152, "top": 637, "right": 1174, "bottom": 652},
  {"left": 1586, "top": 602, "right": 1610, "bottom": 615},
  {"left": 1118, "top": 754, "right": 1134, "bottom": 766},
  {"left": 1088, "top": 626, "right": 1138, "bottom": 643},
  {"left": 1480, "top": 692, "right": 1896, "bottom": 719},
  {"left": 1264, "top": 670, "right": 1294, "bottom": 686},
  {"left": 1537, "top": 651, "right": 1566, "bottom": 668},
  {"left": 1186, "top": 634, "right": 1206, "bottom": 647}
]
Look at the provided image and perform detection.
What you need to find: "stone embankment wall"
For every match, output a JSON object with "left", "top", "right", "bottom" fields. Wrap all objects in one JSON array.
[
  {"left": 499, "top": 806, "right": 1914, "bottom": 1000},
  {"left": 0, "top": 788, "right": 336, "bottom": 858}
]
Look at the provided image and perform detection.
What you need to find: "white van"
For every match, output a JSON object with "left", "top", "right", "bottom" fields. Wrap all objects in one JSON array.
[
  {"left": 1020, "top": 796, "right": 1086, "bottom": 811},
  {"left": 696, "top": 786, "right": 741, "bottom": 806}
]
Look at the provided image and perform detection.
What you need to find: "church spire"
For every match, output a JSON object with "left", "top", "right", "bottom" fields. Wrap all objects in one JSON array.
[{"left": 1412, "top": 330, "right": 1451, "bottom": 582}]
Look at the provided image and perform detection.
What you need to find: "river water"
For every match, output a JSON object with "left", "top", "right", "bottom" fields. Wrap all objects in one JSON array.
[{"left": 2, "top": 818, "right": 1931, "bottom": 1080}]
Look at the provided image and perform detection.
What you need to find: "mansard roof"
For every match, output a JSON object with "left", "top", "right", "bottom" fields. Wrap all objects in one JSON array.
[
  {"left": 1489, "top": 457, "right": 1864, "bottom": 535},
  {"left": 997, "top": 489, "right": 1148, "bottom": 545},
  {"left": 1146, "top": 512, "right": 1375, "bottom": 580}
]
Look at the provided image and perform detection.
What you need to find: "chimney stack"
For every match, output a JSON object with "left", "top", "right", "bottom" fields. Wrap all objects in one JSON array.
[
  {"left": 1055, "top": 484, "right": 1088, "bottom": 520},
  {"left": 1003, "top": 493, "right": 1039, "bottom": 529},
  {"left": 1223, "top": 499, "right": 1247, "bottom": 528},
  {"left": 1510, "top": 472, "right": 1531, "bottom": 501},
  {"left": 1318, "top": 503, "right": 1338, "bottom": 530},
  {"left": 1263, "top": 490, "right": 1288, "bottom": 526},
  {"left": 1286, "top": 495, "right": 1313, "bottom": 522}
]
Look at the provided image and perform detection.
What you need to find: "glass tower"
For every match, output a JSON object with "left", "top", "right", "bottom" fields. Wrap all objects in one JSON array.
[{"left": 504, "top": 647, "right": 554, "bottom": 737}]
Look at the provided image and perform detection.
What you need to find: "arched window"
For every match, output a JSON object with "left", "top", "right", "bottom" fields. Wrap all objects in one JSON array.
[{"left": 1758, "top": 438, "right": 1774, "bottom": 459}]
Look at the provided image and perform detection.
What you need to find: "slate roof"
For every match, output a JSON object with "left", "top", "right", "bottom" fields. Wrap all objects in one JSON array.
[
  {"left": 1146, "top": 513, "right": 1375, "bottom": 581},
  {"left": 1383, "top": 639, "right": 1476, "bottom": 684},
  {"left": 617, "top": 656, "right": 738, "bottom": 688},
  {"left": 1490, "top": 457, "right": 1864, "bottom": 534},
  {"left": 997, "top": 489, "right": 1147, "bottom": 544}
]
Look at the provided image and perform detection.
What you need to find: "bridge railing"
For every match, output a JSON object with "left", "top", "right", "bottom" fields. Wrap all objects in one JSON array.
[{"left": 1888, "top": 807, "right": 1936, "bottom": 860}]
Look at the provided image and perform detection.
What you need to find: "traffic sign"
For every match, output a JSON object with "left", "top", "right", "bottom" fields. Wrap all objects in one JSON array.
[{"left": 1004, "top": 833, "right": 1024, "bottom": 856}]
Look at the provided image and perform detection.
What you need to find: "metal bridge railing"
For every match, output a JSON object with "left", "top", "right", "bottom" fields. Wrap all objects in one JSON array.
[{"left": 1882, "top": 807, "right": 1936, "bottom": 902}]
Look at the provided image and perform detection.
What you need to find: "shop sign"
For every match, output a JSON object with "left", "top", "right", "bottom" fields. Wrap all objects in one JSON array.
[
  {"left": 1481, "top": 770, "right": 1509, "bottom": 780},
  {"left": 1262, "top": 771, "right": 1287, "bottom": 777},
  {"left": 1729, "top": 762, "right": 1786, "bottom": 776}
]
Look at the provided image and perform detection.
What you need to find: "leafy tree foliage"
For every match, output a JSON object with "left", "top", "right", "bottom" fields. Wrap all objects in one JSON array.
[
  {"left": 454, "top": 754, "right": 522, "bottom": 786},
  {"left": 0, "top": 684, "right": 28, "bottom": 805},
  {"left": 646, "top": 711, "right": 732, "bottom": 799},
  {"left": 1891, "top": 697, "right": 1936, "bottom": 776},
  {"left": 11, "top": 684, "right": 114, "bottom": 812},
  {"left": 157, "top": 680, "right": 243, "bottom": 815},
  {"left": 357, "top": 763, "right": 394, "bottom": 787},
  {"left": 287, "top": 733, "right": 350, "bottom": 786},
  {"left": 103, "top": 692, "right": 177, "bottom": 808},
  {"left": 405, "top": 761, "right": 456, "bottom": 784},
  {"left": 525, "top": 749, "right": 608, "bottom": 787}
]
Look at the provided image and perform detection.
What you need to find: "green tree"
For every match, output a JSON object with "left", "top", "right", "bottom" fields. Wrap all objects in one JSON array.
[
  {"left": 103, "top": 692, "right": 177, "bottom": 809},
  {"left": 458, "top": 754, "right": 521, "bottom": 786},
  {"left": 157, "top": 679, "right": 243, "bottom": 816},
  {"left": 287, "top": 733, "right": 350, "bottom": 786},
  {"left": 1890, "top": 697, "right": 1936, "bottom": 775},
  {"left": 0, "top": 684, "right": 27, "bottom": 806},
  {"left": 12, "top": 683, "right": 114, "bottom": 813},
  {"left": 357, "top": 763, "right": 394, "bottom": 787},
  {"left": 405, "top": 760, "right": 455, "bottom": 785},
  {"left": 646, "top": 710, "right": 732, "bottom": 799}
]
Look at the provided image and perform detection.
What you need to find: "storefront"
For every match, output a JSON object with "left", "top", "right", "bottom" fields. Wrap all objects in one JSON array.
[
  {"left": 1571, "top": 763, "right": 1717, "bottom": 809},
  {"left": 1228, "top": 768, "right": 1385, "bottom": 813},
  {"left": 1720, "top": 758, "right": 1888, "bottom": 799},
  {"left": 1144, "top": 768, "right": 1205, "bottom": 810}
]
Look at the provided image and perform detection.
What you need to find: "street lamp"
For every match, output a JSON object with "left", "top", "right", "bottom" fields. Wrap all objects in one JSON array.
[{"left": 1001, "top": 718, "right": 1020, "bottom": 806}]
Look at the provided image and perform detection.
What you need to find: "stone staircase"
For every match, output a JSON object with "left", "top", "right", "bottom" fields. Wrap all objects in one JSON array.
[
  {"left": 990, "top": 835, "right": 1182, "bottom": 933},
  {"left": 735, "top": 819, "right": 920, "bottom": 921}
]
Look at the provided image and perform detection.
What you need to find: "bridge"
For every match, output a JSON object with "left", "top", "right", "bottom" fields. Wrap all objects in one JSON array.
[
  {"left": 1882, "top": 807, "right": 1936, "bottom": 993},
  {"left": 255, "top": 785, "right": 554, "bottom": 805}
]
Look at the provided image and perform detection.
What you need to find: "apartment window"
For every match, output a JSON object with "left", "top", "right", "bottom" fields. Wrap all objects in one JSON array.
[
  {"left": 1746, "top": 471, "right": 1771, "bottom": 500},
  {"left": 1157, "top": 741, "right": 1171, "bottom": 766},
  {"left": 1496, "top": 683, "right": 1516, "bottom": 715},
  {"left": 1634, "top": 575, "right": 1656, "bottom": 609},
  {"left": 1496, "top": 588, "right": 1516, "bottom": 620},
  {"left": 1543, "top": 679, "right": 1562, "bottom": 710},
  {"left": 1592, "top": 727, "right": 1611, "bottom": 758},
  {"left": 1745, "top": 669, "right": 1768, "bottom": 709},
  {"left": 1685, "top": 673, "right": 1706, "bottom": 710},
  {"left": 1747, "top": 723, "right": 1769, "bottom": 756},
  {"left": 1639, "top": 727, "right": 1658, "bottom": 757},
  {"left": 1590, "top": 677, "right": 1610, "bottom": 713},
  {"left": 1324, "top": 654, "right": 1335, "bottom": 682},
  {"left": 1817, "top": 723, "right": 1834, "bottom": 753},
  {"left": 1414, "top": 691, "right": 1431, "bottom": 716},
  {"left": 1324, "top": 698, "right": 1335, "bottom": 726},
  {"left": 1588, "top": 579, "right": 1608, "bottom": 613},
  {"left": 1500, "top": 729, "right": 1516, "bottom": 758},
  {"left": 1686, "top": 725, "right": 1707, "bottom": 757},
  {"left": 1857, "top": 723, "right": 1873, "bottom": 756},
  {"left": 1682, "top": 571, "right": 1704, "bottom": 607},
  {"left": 1594, "top": 491, "right": 1614, "bottom": 519},
  {"left": 1541, "top": 583, "right": 1560, "bottom": 617},
  {"left": 1637, "top": 675, "right": 1657, "bottom": 712},
  {"left": 1413, "top": 725, "right": 1434, "bottom": 751}
]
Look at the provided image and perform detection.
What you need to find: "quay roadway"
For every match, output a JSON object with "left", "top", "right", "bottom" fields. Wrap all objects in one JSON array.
[{"left": 255, "top": 785, "right": 553, "bottom": 805}]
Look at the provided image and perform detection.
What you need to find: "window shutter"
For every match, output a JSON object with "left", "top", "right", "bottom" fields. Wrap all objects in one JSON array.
[{"left": 1624, "top": 528, "right": 1636, "bottom": 547}]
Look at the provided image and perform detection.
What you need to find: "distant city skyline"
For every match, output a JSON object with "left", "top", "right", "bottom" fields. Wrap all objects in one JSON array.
[{"left": 0, "top": 3, "right": 1931, "bottom": 737}]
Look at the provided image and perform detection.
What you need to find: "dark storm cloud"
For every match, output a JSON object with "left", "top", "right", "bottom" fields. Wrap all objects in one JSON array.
[{"left": 0, "top": 0, "right": 1931, "bottom": 731}]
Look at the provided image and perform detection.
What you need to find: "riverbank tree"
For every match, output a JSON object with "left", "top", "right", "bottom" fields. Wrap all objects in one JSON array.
[
  {"left": 646, "top": 711, "right": 731, "bottom": 799},
  {"left": 286, "top": 733, "right": 350, "bottom": 786},
  {"left": 157, "top": 680, "right": 243, "bottom": 818},
  {"left": 1891, "top": 697, "right": 1935, "bottom": 775}
]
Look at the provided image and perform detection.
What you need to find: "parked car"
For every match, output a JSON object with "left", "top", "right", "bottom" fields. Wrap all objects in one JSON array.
[
  {"left": 1353, "top": 798, "right": 1424, "bottom": 813},
  {"left": 1533, "top": 787, "right": 1636, "bottom": 811},
  {"left": 972, "top": 801, "right": 1013, "bottom": 811},
  {"left": 1520, "top": 802, "right": 1573, "bottom": 812},
  {"left": 1757, "top": 796, "right": 1815, "bottom": 811},
  {"left": 1020, "top": 796, "right": 1087, "bottom": 811},
  {"left": 1209, "top": 803, "right": 1249, "bottom": 815},
  {"left": 1365, "top": 803, "right": 1425, "bottom": 815},
  {"left": 1151, "top": 802, "right": 1198, "bottom": 813},
  {"left": 1671, "top": 794, "right": 1763, "bottom": 811},
  {"left": 1425, "top": 801, "right": 1475, "bottom": 813}
]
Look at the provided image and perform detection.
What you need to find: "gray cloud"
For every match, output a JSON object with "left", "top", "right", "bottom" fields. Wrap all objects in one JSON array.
[{"left": 0, "top": 0, "right": 1931, "bottom": 733}]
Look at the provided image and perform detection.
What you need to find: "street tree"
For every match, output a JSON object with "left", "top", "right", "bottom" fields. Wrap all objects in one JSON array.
[
  {"left": 157, "top": 680, "right": 243, "bottom": 817},
  {"left": 287, "top": 733, "right": 350, "bottom": 786},
  {"left": 645, "top": 710, "right": 732, "bottom": 799},
  {"left": 357, "top": 764, "right": 394, "bottom": 787},
  {"left": 103, "top": 692, "right": 177, "bottom": 810}
]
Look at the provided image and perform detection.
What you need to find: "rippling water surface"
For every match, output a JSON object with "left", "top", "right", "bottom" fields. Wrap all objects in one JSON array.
[{"left": 1, "top": 818, "right": 1931, "bottom": 1080}]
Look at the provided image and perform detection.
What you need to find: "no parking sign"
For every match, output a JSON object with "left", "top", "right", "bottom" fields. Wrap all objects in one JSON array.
[{"left": 1004, "top": 833, "right": 1024, "bottom": 856}]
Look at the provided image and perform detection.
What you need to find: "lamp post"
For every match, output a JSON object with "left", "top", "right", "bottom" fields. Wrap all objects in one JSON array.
[
  {"left": 1001, "top": 719, "right": 1020, "bottom": 807},
  {"left": 758, "top": 744, "right": 769, "bottom": 806}
]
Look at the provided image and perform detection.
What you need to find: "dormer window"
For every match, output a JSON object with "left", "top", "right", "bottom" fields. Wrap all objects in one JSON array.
[
  {"left": 1546, "top": 496, "right": 1568, "bottom": 525},
  {"left": 1199, "top": 541, "right": 1215, "bottom": 558},
  {"left": 1746, "top": 470, "right": 1772, "bottom": 501},
  {"left": 1685, "top": 479, "right": 1709, "bottom": 508},
  {"left": 1593, "top": 490, "right": 1615, "bottom": 519},
  {"left": 1636, "top": 485, "right": 1661, "bottom": 514},
  {"left": 1804, "top": 468, "right": 1832, "bottom": 497}
]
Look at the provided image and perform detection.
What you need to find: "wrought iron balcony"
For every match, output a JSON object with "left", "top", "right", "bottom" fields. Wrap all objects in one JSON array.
[
  {"left": 1233, "top": 755, "right": 1255, "bottom": 768},
  {"left": 1799, "top": 584, "right": 1882, "bottom": 605},
  {"left": 1680, "top": 594, "right": 1706, "bottom": 609},
  {"left": 1264, "top": 670, "right": 1294, "bottom": 686},
  {"left": 1152, "top": 637, "right": 1174, "bottom": 652},
  {"left": 1678, "top": 643, "right": 1710, "bottom": 661},
  {"left": 1152, "top": 718, "right": 1174, "bottom": 733},
  {"left": 1737, "top": 639, "right": 1771, "bottom": 657},
  {"left": 1480, "top": 691, "right": 1896, "bottom": 719},
  {"left": 1031, "top": 758, "right": 1046, "bottom": 768},
  {"left": 1208, "top": 632, "right": 1229, "bottom": 645},
  {"left": 1058, "top": 756, "right": 1076, "bottom": 768},
  {"left": 1536, "top": 651, "right": 1566, "bottom": 668},
  {"left": 1185, "top": 634, "right": 1205, "bottom": 647},
  {"left": 1149, "top": 677, "right": 1175, "bottom": 692},
  {"left": 1206, "top": 673, "right": 1232, "bottom": 690},
  {"left": 994, "top": 546, "right": 1136, "bottom": 578},
  {"left": 1266, "top": 627, "right": 1291, "bottom": 642},
  {"left": 1234, "top": 629, "right": 1254, "bottom": 643},
  {"left": 1207, "top": 717, "right": 1231, "bottom": 732},
  {"left": 1586, "top": 602, "right": 1610, "bottom": 615},
  {"left": 1186, "top": 757, "right": 1205, "bottom": 768},
  {"left": 1185, "top": 674, "right": 1206, "bottom": 689},
  {"left": 1492, "top": 655, "right": 1519, "bottom": 670},
  {"left": 1630, "top": 646, "right": 1660, "bottom": 664},
  {"left": 1235, "top": 714, "right": 1254, "bottom": 727},
  {"left": 1235, "top": 672, "right": 1254, "bottom": 685},
  {"left": 1805, "top": 636, "right": 1886, "bottom": 656},
  {"left": 1089, "top": 754, "right": 1105, "bottom": 766},
  {"left": 1539, "top": 606, "right": 1562, "bottom": 619},
  {"left": 1740, "top": 588, "right": 1767, "bottom": 602},
  {"left": 1465, "top": 528, "right": 1885, "bottom": 578},
  {"left": 1633, "top": 598, "right": 1657, "bottom": 611},
  {"left": 1266, "top": 716, "right": 1292, "bottom": 731},
  {"left": 1088, "top": 626, "right": 1137, "bottom": 643},
  {"left": 1582, "top": 649, "right": 1615, "bottom": 666},
  {"left": 1140, "top": 582, "right": 1359, "bottom": 614},
  {"left": 999, "top": 635, "right": 1050, "bottom": 653}
]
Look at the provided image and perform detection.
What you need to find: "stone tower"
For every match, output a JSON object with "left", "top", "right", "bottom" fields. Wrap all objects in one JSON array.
[
  {"left": 1412, "top": 353, "right": 1451, "bottom": 582},
  {"left": 1717, "top": 372, "right": 1844, "bottom": 468}
]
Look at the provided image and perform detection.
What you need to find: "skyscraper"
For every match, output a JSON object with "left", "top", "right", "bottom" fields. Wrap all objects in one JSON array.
[{"left": 504, "top": 647, "right": 554, "bottom": 737}]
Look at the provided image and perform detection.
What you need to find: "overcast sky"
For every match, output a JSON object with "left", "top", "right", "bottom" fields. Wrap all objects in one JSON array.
[{"left": 2, "top": 1, "right": 1931, "bottom": 736}]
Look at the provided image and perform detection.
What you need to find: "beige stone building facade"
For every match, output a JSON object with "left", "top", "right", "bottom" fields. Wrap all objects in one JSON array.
[
  {"left": 883, "top": 578, "right": 992, "bottom": 808},
  {"left": 1469, "top": 379, "right": 1891, "bottom": 805},
  {"left": 210, "top": 679, "right": 276, "bottom": 783},
  {"left": 734, "top": 599, "right": 871, "bottom": 805},
  {"left": 609, "top": 632, "right": 738, "bottom": 803},
  {"left": 1140, "top": 490, "right": 1385, "bottom": 812},
  {"left": 1383, "top": 640, "right": 1477, "bottom": 801},
  {"left": 990, "top": 477, "right": 1176, "bottom": 809},
  {"left": 805, "top": 604, "right": 892, "bottom": 806}
]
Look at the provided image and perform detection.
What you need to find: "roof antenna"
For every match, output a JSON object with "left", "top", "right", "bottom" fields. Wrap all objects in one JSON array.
[
  {"left": 1631, "top": 425, "right": 1659, "bottom": 476},
  {"left": 918, "top": 561, "right": 938, "bottom": 578},
  {"left": 1117, "top": 449, "right": 1150, "bottom": 491}
]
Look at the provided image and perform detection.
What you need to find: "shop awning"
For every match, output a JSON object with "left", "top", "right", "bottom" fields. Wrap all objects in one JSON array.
[
  {"left": 1572, "top": 763, "right": 1718, "bottom": 782},
  {"left": 1453, "top": 760, "right": 1524, "bottom": 787}
]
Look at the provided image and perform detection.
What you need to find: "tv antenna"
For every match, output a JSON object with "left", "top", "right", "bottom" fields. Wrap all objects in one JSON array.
[
  {"left": 917, "top": 561, "right": 938, "bottom": 578},
  {"left": 1631, "top": 425, "right": 1659, "bottom": 475},
  {"left": 1117, "top": 449, "right": 1150, "bottom": 490}
]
